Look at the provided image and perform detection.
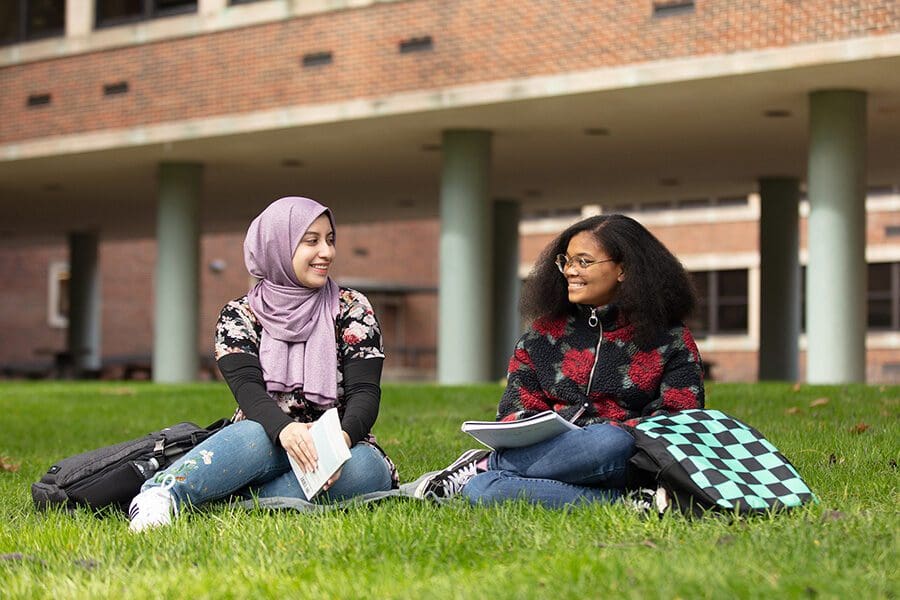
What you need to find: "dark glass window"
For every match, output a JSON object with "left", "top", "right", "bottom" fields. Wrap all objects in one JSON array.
[
  {"left": 0, "top": 3, "right": 21, "bottom": 45},
  {"left": 28, "top": 0, "right": 65, "bottom": 36},
  {"left": 96, "top": 0, "right": 196, "bottom": 27},
  {"left": 868, "top": 262, "right": 897, "bottom": 330},
  {"left": 717, "top": 269, "right": 749, "bottom": 332},
  {"left": 801, "top": 262, "right": 900, "bottom": 331},
  {"left": 676, "top": 198, "right": 710, "bottom": 210},
  {"left": 96, "top": 0, "right": 143, "bottom": 24},
  {"left": 1, "top": 0, "right": 64, "bottom": 46},
  {"left": 156, "top": 0, "right": 195, "bottom": 12},
  {"left": 690, "top": 271, "right": 710, "bottom": 335},
  {"left": 688, "top": 269, "right": 748, "bottom": 336},
  {"left": 716, "top": 195, "right": 749, "bottom": 207}
]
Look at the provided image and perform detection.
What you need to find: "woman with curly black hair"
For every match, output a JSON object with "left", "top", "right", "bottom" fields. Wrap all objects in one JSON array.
[{"left": 414, "top": 214, "right": 705, "bottom": 507}]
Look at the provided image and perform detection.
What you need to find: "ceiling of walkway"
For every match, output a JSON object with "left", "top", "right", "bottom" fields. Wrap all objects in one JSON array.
[{"left": 1, "top": 54, "right": 899, "bottom": 240}]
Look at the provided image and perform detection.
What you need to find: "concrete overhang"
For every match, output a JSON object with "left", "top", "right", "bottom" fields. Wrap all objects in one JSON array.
[{"left": 1, "top": 35, "right": 899, "bottom": 240}]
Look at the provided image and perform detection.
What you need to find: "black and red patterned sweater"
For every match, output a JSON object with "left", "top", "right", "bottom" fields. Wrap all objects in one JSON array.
[{"left": 497, "top": 304, "right": 705, "bottom": 429}]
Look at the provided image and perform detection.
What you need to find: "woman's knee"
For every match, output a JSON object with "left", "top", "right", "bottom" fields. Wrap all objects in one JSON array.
[{"left": 583, "top": 424, "right": 635, "bottom": 461}]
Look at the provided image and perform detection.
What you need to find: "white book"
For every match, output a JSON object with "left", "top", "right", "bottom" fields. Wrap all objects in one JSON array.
[
  {"left": 461, "top": 410, "right": 581, "bottom": 450},
  {"left": 287, "top": 407, "right": 352, "bottom": 500}
]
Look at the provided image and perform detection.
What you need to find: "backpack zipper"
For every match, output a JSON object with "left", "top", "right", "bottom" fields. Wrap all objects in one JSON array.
[{"left": 569, "top": 307, "right": 603, "bottom": 424}]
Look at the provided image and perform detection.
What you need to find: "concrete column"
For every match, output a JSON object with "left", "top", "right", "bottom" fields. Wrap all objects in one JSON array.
[
  {"left": 438, "top": 130, "right": 493, "bottom": 384},
  {"left": 153, "top": 163, "right": 203, "bottom": 383},
  {"left": 66, "top": 0, "right": 95, "bottom": 37},
  {"left": 806, "top": 90, "right": 867, "bottom": 383},
  {"left": 758, "top": 177, "right": 800, "bottom": 381},
  {"left": 493, "top": 199, "right": 521, "bottom": 380},
  {"left": 66, "top": 231, "right": 102, "bottom": 375}
]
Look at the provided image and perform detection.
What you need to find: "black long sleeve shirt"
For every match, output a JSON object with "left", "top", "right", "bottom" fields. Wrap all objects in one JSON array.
[{"left": 217, "top": 351, "right": 383, "bottom": 447}]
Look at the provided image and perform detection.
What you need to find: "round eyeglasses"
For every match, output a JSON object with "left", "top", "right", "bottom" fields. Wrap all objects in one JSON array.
[{"left": 555, "top": 254, "right": 614, "bottom": 273}]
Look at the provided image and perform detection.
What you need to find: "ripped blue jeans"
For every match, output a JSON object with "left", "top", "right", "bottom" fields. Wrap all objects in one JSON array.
[
  {"left": 140, "top": 419, "right": 393, "bottom": 509},
  {"left": 462, "top": 423, "right": 635, "bottom": 508}
]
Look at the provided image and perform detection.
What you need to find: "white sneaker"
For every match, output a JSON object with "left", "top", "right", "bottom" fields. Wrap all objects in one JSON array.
[
  {"left": 624, "top": 486, "right": 670, "bottom": 517},
  {"left": 128, "top": 486, "right": 177, "bottom": 532}
]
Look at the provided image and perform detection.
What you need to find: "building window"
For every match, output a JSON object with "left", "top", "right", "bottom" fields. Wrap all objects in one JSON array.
[
  {"left": 689, "top": 269, "right": 749, "bottom": 336},
  {"left": 95, "top": 0, "right": 197, "bottom": 28},
  {"left": 48, "top": 261, "right": 69, "bottom": 328},
  {"left": 868, "top": 262, "right": 900, "bottom": 330},
  {"left": 1, "top": 0, "right": 65, "bottom": 46},
  {"left": 800, "top": 262, "right": 900, "bottom": 331}
]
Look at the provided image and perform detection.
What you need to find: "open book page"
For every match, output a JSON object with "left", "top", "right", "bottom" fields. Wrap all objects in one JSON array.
[
  {"left": 287, "top": 407, "right": 352, "bottom": 500},
  {"left": 461, "top": 410, "right": 581, "bottom": 450}
]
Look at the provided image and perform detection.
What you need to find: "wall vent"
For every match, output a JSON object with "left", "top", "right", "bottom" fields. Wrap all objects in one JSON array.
[
  {"left": 302, "top": 52, "right": 333, "bottom": 67},
  {"left": 653, "top": 0, "right": 695, "bottom": 17},
  {"left": 27, "top": 93, "right": 51, "bottom": 107},
  {"left": 885, "top": 225, "right": 900, "bottom": 237},
  {"left": 103, "top": 81, "right": 129, "bottom": 96},
  {"left": 399, "top": 36, "right": 433, "bottom": 53}
]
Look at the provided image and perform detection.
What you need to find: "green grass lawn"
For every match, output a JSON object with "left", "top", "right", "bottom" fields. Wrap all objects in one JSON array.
[{"left": 0, "top": 382, "right": 897, "bottom": 599}]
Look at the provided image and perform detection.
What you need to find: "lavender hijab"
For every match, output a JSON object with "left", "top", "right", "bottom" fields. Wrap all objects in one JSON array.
[{"left": 244, "top": 197, "right": 340, "bottom": 406}]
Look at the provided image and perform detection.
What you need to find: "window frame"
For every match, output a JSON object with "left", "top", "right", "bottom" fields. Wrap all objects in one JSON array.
[
  {"left": 0, "top": 0, "right": 65, "bottom": 47},
  {"left": 800, "top": 262, "right": 900, "bottom": 331},
  {"left": 689, "top": 269, "right": 750, "bottom": 337},
  {"left": 866, "top": 262, "right": 900, "bottom": 331},
  {"left": 95, "top": 0, "right": 198, "bottom": 30},
  {"left": 47, "top": 261, "right": 70, "bottom": 329}
]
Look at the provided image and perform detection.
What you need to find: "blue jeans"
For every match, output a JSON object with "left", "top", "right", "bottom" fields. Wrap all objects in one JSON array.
[
  {"left": 141, "top": 419, "right": 393, "bottom": 509},
  {"left": 462, "top": 423, "right": 635, "bottom": 508}
]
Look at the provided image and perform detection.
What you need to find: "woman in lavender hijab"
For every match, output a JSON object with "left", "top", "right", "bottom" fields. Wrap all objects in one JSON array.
[{"left": 128, "top": 197, "right": 397, "bottom": 532}]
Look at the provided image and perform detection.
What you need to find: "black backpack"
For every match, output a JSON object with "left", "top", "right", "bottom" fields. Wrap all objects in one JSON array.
[
  {"left": 32, "top": 419, "right": 230, "bottom": 512},
  {"left": 628, "top": 409, "right": 817, "bottom": 516}
]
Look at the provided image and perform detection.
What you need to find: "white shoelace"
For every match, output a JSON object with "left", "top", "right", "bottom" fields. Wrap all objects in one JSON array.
[{"left": 439, "top": 462, "right": 478, "bottom": 496}]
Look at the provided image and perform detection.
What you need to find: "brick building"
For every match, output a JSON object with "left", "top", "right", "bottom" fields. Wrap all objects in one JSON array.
[{"left": 1, "top": 0, "right": 899, "bottom": 383}]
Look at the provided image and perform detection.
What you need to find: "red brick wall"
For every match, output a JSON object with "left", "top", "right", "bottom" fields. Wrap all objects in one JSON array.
[
  {"left": 3, "top": 0, "right": 898, "bottom": 143},
  {"left": 99, "top": 238, "right": 156, "bottom": 358},
  {"left": 700, "top": 350, "right": 758, "bottom": 382},
  {"left": 652, "top": 221, "right": 757, "bottom": 256},
  {"left": 330, "top": 218, "right": 439, "bottom": 286},
  {"left": 0, "top": 218, "right": 442, "bottom": 376},
  {"left": 866, "top": 349, "right": 900, "bottom": 383},
  {"left": 521, "top": 219, "right": 760, "bottom": 263},
  {"left": 862, "top": 208, "right": 900, "bottom": 246},
  {"left": 0, "top": 242, "right": 66, "bottom": 370}
]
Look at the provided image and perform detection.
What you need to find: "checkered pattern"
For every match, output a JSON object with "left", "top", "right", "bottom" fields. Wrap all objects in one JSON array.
[{"left": 636, "top": 410, "right": 816, "bottom": 511}]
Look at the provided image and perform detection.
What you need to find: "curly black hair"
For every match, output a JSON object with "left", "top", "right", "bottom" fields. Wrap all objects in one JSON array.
[{"left": 520, "top": 214, "right": 696, "bottom": 346}]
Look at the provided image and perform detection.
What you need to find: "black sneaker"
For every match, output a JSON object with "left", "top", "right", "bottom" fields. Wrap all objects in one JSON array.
[{"left": 413, "top": 449, "right": 490, "bottom": 500}]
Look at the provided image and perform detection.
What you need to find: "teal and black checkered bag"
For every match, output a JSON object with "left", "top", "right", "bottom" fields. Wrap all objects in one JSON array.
[{"left": 629, "top": 409, "right": 817, "bottom": 515}]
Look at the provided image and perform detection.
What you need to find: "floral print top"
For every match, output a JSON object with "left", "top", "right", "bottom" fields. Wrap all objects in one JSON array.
[
  {"left": 498, "top": 304, "right": 705, "bottom": 430},
  {"left": 214, "top": 287, "right": 398, "bottom": 486}
]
